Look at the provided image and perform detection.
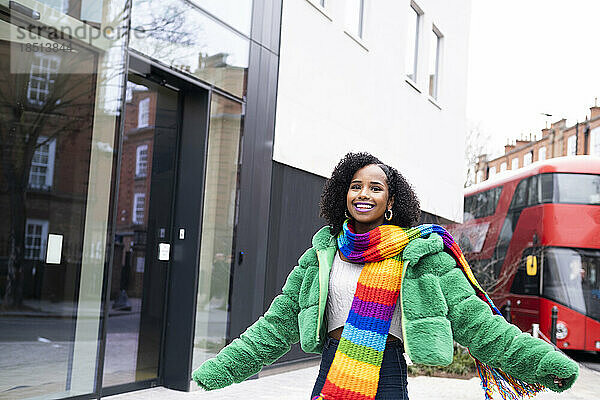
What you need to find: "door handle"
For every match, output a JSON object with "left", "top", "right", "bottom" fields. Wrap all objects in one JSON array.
[{"left": 516, "top": 299, "right": 521, "bottom": 305}]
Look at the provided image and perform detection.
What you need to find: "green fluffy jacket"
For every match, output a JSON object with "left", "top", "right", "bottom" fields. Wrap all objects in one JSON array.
[{"left": 193, "top": 226, "right": 578, "bottom": 392}]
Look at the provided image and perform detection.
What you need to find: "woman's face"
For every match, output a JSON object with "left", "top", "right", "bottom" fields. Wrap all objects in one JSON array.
[{"left": 346, "top": 164, "right": 394, "bottom": 234}]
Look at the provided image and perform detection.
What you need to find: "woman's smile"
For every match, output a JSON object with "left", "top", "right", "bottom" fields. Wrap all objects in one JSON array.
[{"left": 353, "top": 202, "right": 375, "bottom": 212}]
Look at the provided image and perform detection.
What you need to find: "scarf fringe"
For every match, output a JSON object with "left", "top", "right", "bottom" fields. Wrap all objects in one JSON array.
[{"left": 475, "top": 358, "right": 545, "bottom": 400}]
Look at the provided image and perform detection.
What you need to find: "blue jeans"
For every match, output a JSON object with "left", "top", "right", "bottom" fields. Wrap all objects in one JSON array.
[{"left": 311, "top": 337, "right": 409, "bottom": 400}]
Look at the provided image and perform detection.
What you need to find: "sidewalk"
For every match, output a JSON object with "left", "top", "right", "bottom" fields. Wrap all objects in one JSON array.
[{"left": 107, "top": 363, "right": 600, "bottom": 400}]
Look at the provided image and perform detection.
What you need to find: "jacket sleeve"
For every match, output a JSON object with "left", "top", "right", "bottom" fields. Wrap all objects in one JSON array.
[
  {"left": 406, "top": 234, "right": 579, "bottom": 393},
  {"left": 191, "top": 248, "right": 311, "bottom": 390}
]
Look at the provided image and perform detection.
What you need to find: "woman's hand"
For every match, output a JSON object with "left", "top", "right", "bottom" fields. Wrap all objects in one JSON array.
[{"left": 552, "top": 375, "right": 566, "bottom": 389}]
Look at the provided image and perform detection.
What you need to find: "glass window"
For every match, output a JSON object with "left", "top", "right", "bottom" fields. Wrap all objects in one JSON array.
[
  {"left": 37, "top": 0, "right": 69, "bottom": 13},
  {"left": 102, "top": 76, "right": 178, "bottom": 387},
  {"left": 463, "top": 186, "right": 503, "bottom": 220},
  {"left": 500, "top": 162, "right": 507, "bottom": 172},
  {"left": 510, "top": 178, "right": 528, "bottom": 209},
  {"left": 28, "top": 137, "right": 56, "bottom": 190},
  {"left": 131, "top": 0, "right": 250, "bottom": 98},
  {"left": 1, "top": 0, "right": 130, "bottom": 398},
  {"left": 489, "top": 166, "right": 496, "bottom": 177},
  {"left": 538, "top": 146, "right": 547, "bottom": 161},
  {"left": 567, "top": 135, "right": 577, "bottom": 156},
  {"left": 24, "top": 219, "right": 49, "bottom": 260},
  {"left": 133, "top": 193, "right": 146, "bottom": 224},
  {"left": 540, "top": 173, "right": 553, "bottom": 203},
  {"left": 554, "top": 173, "right": 600, "bottom": 205},
  {"left": 511, "top": 157, "right": 519, "bottom": 170},
  {"left": 193, "top": 94, "right": 243, "bottom": 369},
  {"left": 34, "top": 0, "right": 103, "bottom": 23},
  {"left": 138, "top": 97, "right": 150, "bottom": 128},
  {"left": 523, "top": 151, "right": 532, "bottom": 166},
  {"left": 527, "top": 175, "right": 539, "bottom": 206},
  {"left": 27, "top": 54, "right": 60, "bottom": 106},
  {"left": 405, "top": 4, "right": 421, "bottom": 82},
  {"left": 136, "top": 144, "right": 149, "bottom": 177},
  {"left": 591, "top": 127, "right": 600, "bottom": 157},
  {"left": 493, "top": 216, "right": 515, "bottom": 278},
  {"left": 345, "top": 0, "right": 366, "bottom": 39},
  {"left": 542, "top": 247, "right": 600, "bottom": 320},
  {"left": 476, "top": 170, "right": 483, "bottom": 183},
  {"left": 189, "top": 0, "right": 254, "bottom": 36},
  {"left": 428, "top": 27, "right": 442, "bottom": 99}
]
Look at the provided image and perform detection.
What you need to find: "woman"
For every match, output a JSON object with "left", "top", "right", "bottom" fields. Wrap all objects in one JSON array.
[{"left": 193, "top": 152, "right": 578, "bottom": 399}]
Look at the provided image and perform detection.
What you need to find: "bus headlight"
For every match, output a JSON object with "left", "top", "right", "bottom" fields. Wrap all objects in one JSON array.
[{"left": 556, "top": 322, "right": 568, "bottom": 340}]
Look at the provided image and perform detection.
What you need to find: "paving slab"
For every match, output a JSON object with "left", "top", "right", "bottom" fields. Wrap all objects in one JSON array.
[{"left": 106, "top": 363, "right": 600, "bottom": 400}]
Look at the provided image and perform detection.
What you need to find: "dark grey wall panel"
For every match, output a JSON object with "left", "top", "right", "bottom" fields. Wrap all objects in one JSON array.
[
  {"left": 264, "top": 162, "right": 327, "bottom": 363},
  {"left": 251, "top": 0, "right": 282, "bottom": 54},
  {"left": 265, "top": 163, "right": 327, "bottom": 307},
  {"left": 419, "top": 210, "right": 455, "bottom": 226}
]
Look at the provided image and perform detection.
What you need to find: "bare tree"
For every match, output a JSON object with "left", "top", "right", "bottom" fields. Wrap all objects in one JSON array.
[
  {"left": 0, "top": 51, "right": 100, "bottom": 309},
  {"left": 464, "top": 122, "right": 491, "bottom": 188}
]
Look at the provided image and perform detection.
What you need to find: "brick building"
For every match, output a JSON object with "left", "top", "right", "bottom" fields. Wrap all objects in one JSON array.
[{"left": 475, "top": 104, "right": 600, "bottom": 183}]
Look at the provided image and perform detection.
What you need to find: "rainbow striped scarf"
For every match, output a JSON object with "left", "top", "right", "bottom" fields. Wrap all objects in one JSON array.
[{"left": 312, "top": 220, "right": 544, "bottom": 400}]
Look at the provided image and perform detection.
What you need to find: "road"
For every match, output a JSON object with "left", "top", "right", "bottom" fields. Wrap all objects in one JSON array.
[{"left": 568, "top": 350, "right": 600, "bottom": 372}]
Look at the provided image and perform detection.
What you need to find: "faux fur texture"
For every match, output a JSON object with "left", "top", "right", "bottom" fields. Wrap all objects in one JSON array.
[
  {"left": 192, "top": 228, "right": 579, "bottom": 393},
  {"left": 407, "top": 234, "right": 578, "bottom": 392}
]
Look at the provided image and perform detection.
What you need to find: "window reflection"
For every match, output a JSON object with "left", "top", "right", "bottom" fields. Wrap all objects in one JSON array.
[
  {"left": 543, "top": 247, "right": 600, "bottom": 320},
  {"left": 29, "top": 0, "right": 104, "bottom": 24},
  {"left": 0, "top": 0, "right": 129, "bottom": 397},
  {"left": 193, "top": 94, "right": 243, "bottom": 368},
  {"left": 189, "top": 0, "right": 253, "bottom": 35},
  {"left": 102, "top": 77, "right": 176, "bottom": 387},
  {"left": 130, "top": 0, "right": 249, "bottom": 98}
]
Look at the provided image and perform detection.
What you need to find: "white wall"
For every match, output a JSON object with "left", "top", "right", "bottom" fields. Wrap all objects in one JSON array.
[{"left": 274, "top": 0, "right": 471, "bottom": 222}]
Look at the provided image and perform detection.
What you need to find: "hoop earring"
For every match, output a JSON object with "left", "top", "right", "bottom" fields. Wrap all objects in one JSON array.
[
  {"left": 384, "top": 209, "right": 393, "bottom": 221},
  {"left": 345, "top": 210, "right": 351, "bottom": 219}
]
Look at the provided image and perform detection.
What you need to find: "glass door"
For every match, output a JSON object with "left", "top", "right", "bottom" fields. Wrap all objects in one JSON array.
[
  {"left": 0, "top": 1, "right": 129, "bottom": 399},
  {"left": 101, "top": 73, "right": 179, "bottom": 388}
]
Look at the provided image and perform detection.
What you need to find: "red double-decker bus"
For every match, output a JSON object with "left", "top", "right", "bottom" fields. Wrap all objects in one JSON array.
[{"left": 447, "top": 156, "right": 600, "bottom": 352}]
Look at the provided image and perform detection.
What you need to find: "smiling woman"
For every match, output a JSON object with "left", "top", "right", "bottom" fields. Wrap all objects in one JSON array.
[{"left": 192, "top": 152, "right": 579, "bottom": 400}]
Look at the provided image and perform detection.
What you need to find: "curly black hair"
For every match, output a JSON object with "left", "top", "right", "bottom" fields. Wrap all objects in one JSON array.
[{"left": 319, "top": 152, "right": 421, "bottom": 235}]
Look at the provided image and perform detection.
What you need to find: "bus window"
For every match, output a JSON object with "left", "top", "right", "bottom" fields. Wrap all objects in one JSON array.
[
  {"left": 510, "top": 179, "right": 528, "bottom": 209},
  {"left": 527, "top": 176, "right": 539, "bottom": 206},
  {"left": 464, "top": 195, "right": 474, "bottom": 221},
  {"left": 464, "top": 186, "right": 503, "bottom": 221},
  {"left": 488, "top": 186, "right": 502, "bottom": 215},
  {"left": 539, "top": 173, "right": 600, "bottom": 205},
  {"left": 542, "top": 248, "right": 588, "bottom": 315},
  {"left": 554, "top": 174, "right": 600, "bottom": 205},
  {"left": 540, "top": 173, "right": 553, "bottom": 203}
]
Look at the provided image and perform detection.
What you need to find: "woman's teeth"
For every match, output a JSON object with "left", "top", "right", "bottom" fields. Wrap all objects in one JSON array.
[{"left": 354, "top": 204, "right": 374, "bottom": 212}]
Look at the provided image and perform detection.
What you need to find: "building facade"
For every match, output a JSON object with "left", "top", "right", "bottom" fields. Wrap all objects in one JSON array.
[
  {"left": 0, "top": 1, "right": 470, "bottom": 399},
  {"left": 475, "top": 105, "right": 600, "bottom": 183}
]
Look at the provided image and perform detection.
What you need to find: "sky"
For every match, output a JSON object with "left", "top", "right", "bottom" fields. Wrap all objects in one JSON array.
[{"left": 466, "top": 0, "right": 600, "bottom": 158}]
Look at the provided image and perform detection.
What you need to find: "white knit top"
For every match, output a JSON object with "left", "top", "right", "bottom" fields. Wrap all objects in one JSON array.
[{"left": 326, "top": 251, "right": 403, "bottom": 339}]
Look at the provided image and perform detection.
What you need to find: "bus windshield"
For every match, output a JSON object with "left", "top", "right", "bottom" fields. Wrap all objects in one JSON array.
[{"left": 542, "top": 247, "right": 600, "bottom": 321}]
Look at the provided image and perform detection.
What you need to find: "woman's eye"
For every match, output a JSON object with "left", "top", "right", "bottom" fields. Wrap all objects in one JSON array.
[
  {"left": 372, "top": 186, "right": 382, "bottom": 191},
  {"left": 351, "top": 184, "right": 361, "bottom": 190}
]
